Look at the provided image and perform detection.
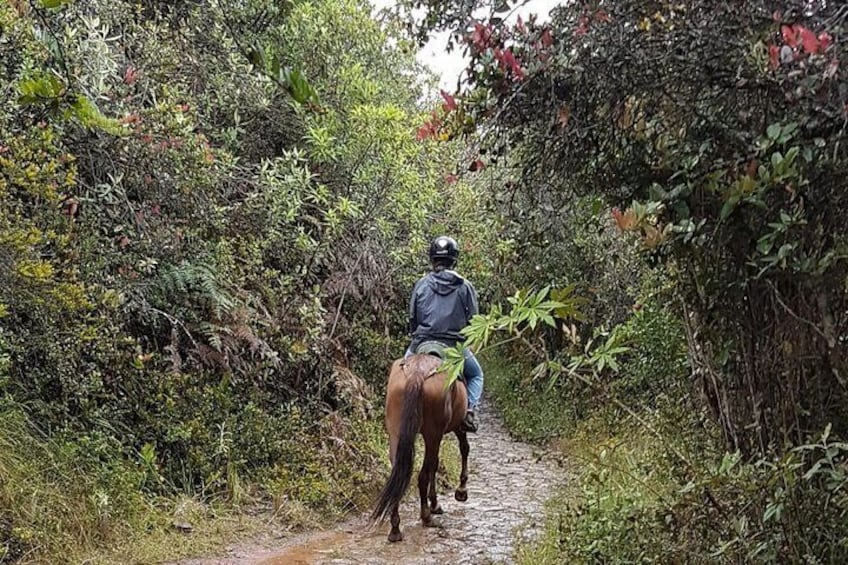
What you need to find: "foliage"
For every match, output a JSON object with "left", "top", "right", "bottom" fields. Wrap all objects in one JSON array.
[
  {"left": 487, "top": 301, "right": 848, "bottom": 563},
  {"left": 420, "top": 0, "right": 848, "bottom": 456},
  {"left": 0, "top": 0, "right": 495, "bottom": 560},
  {"left": 517, "top": 415, "right": 848, "bottom": 564}
]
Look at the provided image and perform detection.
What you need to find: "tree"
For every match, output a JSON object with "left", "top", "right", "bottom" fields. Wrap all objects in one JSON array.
[{"left": 421, "top": 0, "right": 848, "bottom": 454}]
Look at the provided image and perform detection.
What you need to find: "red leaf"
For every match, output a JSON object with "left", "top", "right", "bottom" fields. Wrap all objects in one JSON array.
[
  {"left": 594, "top": 10, "right": 611, "bottom": 24},
  {"left": 515, "top": 15, "right": 526, "bottom": 34},
  {"left": 469, "top": 159, "right": 485, "bottom": 172},
  {"left": 611, "top": 207, "right": 638, "bottom": 231},
  {"left": 575, "top": 14, "right": 589, "bottom": 37},
  {"left": 746, "top": 159, "right": 759, "bottom": 179},
  {"left": 123, "top": 66, "right": 139, "bottom": 85},
  {"left": 440, "top": 90, "right": 458, "bottom": 112},
  {"left": 781, "top": 25, "right": 797, "bottom": 48},
  {"left": 470, "top": 22, "right": 492, "bottom": 50},
  {"left": 819, "top": 32, "right": 833, "bottom": 52},
  {"left": 611, "top": 207, "right": 623, "bottom": 227},
  {"left": 768, "top": 44, "right": 780, "bottom": 69},
  {"left": 445, "top": 173, "right": 458, "bottom": 184},
  {"left": 540, "top": 28, "right": 553, "bottom": 48},
  {"left": 498, "top": 48, "right": 524, "bottom": 80},
  {"left": 797, "top": 25, "right": 819, "bottom": 54}
]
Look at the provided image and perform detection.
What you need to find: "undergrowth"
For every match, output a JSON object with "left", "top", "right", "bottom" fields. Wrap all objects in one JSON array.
[
  {"left": 0, "top": 399, "right": 389, "bottom": 564},
  {"left": 487, "top": 302, "right": 848, "bottom": 563}
]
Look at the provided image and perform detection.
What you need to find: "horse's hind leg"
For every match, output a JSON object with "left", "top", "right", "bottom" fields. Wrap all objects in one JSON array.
[
  {"left": 454, "top": 430, "right": 469, "bottom": 502},
  {"left": 388, "top": 502, "right": 402, "bottom": 542},
  {"left": 428, "top": 454, "right": 443, "bottom": 514},
  {"left": 419, "top": 433, "right": 442, "bottom": 526}
]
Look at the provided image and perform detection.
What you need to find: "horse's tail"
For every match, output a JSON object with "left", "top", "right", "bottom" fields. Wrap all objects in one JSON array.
[{"left": 371, "top": 368, "right": 422, "bottom": 522}]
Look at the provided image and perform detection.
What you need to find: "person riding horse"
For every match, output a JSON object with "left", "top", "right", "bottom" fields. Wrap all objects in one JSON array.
[
  {"left": 405, "top": 236, "right": 484, "bottom": 432},
  {"left": 371, "top": 236, "right": 481, "bottom": 541}
]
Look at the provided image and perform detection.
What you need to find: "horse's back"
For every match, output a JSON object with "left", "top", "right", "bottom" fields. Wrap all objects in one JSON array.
[{"left": 385, "top": 354, "right": 465, "bottom": 434}]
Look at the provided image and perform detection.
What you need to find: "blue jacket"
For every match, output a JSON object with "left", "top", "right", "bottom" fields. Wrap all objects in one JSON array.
[{"left": 408, "top": 269, "right": 479, "bottom": 350}]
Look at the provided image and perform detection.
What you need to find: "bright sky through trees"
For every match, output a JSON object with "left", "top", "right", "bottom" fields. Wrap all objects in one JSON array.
[{"left": 369, "top": 0, "right": 561, "bottom": 91}]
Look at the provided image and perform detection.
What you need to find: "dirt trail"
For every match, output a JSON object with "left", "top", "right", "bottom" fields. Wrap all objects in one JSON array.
[{"left": 183, "top": 402, "right": 563, "bottom": 564}]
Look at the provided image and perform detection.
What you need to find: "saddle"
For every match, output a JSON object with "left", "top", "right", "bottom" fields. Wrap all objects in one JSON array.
[{"left": 412, "top": 341, "right": 465, "bottom": 383}]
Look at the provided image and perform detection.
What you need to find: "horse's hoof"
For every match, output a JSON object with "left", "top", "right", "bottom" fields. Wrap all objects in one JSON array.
[
  {"left": 431, "top": 504, "right": 444, "bottom": 515},
  {"left": 388, "top": 530, "right": 403, "bottom": 543},
  {"left": 455, "top": 489, "right": 468, "bottom": 502}
]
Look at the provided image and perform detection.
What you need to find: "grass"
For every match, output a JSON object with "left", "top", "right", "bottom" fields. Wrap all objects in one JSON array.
[
  {"left": 483, "top": 353, "right": 581, "bottom": 443},
  {"left": 484, "top": 352, "right": 728, "bottom": 564},
  {"left": 0, "top": 403, "right": 395, "bottom": 564},
  {"left": 0, "top": 388, "right": 467, "bottom": 565}
]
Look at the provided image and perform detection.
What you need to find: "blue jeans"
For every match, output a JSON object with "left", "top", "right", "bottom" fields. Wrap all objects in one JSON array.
[{"left": 404, "top": 346, "right": 484, "bottom": 410}]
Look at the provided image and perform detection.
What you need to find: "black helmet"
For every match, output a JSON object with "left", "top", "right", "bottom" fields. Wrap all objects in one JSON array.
[{"left": 429, "top": 235, "right": 459, "bottom": 266}]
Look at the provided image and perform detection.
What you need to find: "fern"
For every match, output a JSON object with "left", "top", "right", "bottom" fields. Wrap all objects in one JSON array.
[{"left": 154, "top": 260, "right": 237, "bottom": 318}]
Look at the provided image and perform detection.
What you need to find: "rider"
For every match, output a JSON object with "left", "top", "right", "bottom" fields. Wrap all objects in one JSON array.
[{"left": 405, "top": 235, "right": 484, "bottom": 433}]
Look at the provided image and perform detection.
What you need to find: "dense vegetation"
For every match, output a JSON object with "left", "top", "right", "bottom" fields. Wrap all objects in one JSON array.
[
  {"left": 2, "top": 0, "right": 847, "bottom": 562},
  {"left": 412, "top": 0, "right": 848, "bottom": 561},
  {"left": 1, "top": 0, "right": 491, "bottom": 561}
]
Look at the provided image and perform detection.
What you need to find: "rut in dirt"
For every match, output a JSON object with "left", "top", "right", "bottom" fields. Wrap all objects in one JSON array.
[{"left": 195, "top": 401, "right": 566, "bottom": 565}]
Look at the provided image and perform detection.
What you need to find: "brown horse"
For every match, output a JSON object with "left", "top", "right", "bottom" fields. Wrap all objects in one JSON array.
[{"left": 370, "top": 353, "right": 470, "bottom": 542}]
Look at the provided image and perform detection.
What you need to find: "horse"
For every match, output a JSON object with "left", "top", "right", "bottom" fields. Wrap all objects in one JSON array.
[{"left": 370, "top": 352, "right": 470, "bottom": 542}]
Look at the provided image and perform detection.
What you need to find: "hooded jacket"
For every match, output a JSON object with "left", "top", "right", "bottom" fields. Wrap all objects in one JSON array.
[{"left": 408, "top": 269, "right": 479, "bottom": 350}]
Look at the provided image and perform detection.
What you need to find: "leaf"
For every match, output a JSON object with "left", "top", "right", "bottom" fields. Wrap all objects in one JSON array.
[
  {"left": 766, "top": 123, "right": 781, "bottom": 140},
  {"left": 780, "top": 25, "right": 797, "bottom": 48},
  {"left": 757, "top": 235, "right": 775, "bottom": 255},
  {"left": 611, "top": 207, "right": 638, "bottom": 231},
  {"left": 719, "top": 195, "right": 739, "bottom": 221},
  {"left": 796, "top": 25, "right": 819, "bottom": 54},
  {"left": 38, "top": 0, "right": 72, "bottom": 8},
  {"left": 286, "top": 69, "right": 317, "bottom": 104},
  {"left": 768, "top": 44, "right": 780, "bottom": 69},
  {"left": 540, "top": 28, "right": 553, "bottom": 48},
  {"left": 440, "top": 90, "right": 458, "bottom": 112},
  {"left": 819, "top": 32, "right": 833, "bottom": 52}
]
